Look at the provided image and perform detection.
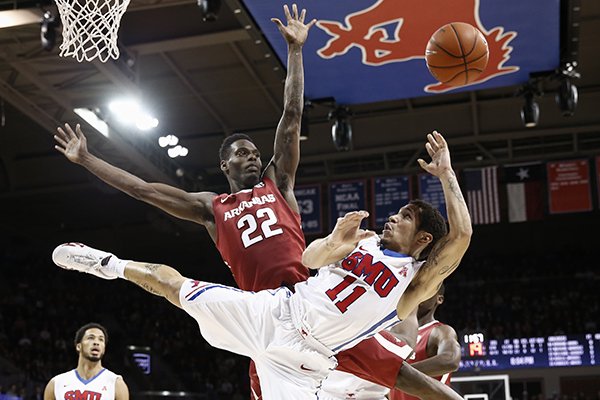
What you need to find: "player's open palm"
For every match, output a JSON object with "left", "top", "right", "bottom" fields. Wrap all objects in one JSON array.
[
  {"left": 330, "top": 211, "right": 373, "bottom": 246},
  {"left": 54, "top": 123, "right": 89, "bottom": 164},
  {"left": 271, "top": 4, "right": 316, "bottom": 46},
  {"left": 418, "top": 131, "right": 452, "bottom": 178}
]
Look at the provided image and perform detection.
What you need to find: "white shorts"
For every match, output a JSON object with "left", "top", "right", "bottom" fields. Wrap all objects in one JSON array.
[
  {"left": 179, "top": 279, "right": 338, "bottom": 400},
  {"left": 318, "top": 370, "right": 390, "bottom": 400}
]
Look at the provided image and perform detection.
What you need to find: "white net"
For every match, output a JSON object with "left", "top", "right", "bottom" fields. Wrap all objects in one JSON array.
[{"left": 55, "top": 0, "right": 131, "bottom": 62}]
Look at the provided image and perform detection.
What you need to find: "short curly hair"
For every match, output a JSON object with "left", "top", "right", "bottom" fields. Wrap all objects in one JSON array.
[
  {"left": 410, "top": 199, "right": 448, "bottom": 260},
  {"left": 74, "top": 322, "right": 108, "bottom": 347},
  {"left": 219, "top": 133, "right": 253, "bottom": 161}
]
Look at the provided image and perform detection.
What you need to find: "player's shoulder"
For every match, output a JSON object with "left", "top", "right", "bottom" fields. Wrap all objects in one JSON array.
[{"left": 432, "top": 321, "right": 458, "bottom": 340}]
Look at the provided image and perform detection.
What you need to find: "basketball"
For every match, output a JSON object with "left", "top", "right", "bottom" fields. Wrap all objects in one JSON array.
[{"left": 425, "top": 22, "right": 489, "bottom": 87}]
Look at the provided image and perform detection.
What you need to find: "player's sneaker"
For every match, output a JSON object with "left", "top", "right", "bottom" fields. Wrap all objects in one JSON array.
[{"left": 52, "top": 242, "right": 118, "bottom": 280}]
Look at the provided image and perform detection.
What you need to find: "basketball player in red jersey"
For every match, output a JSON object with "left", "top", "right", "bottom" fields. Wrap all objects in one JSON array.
[
  {"left": 391, "top": 284, "right": 461, "bottom": 400},
  {"left": 54, "top": 6, "right": 313, "bottom": 396},
  {"left": 53, "top": 5, "right": 457, "bottom": 398}
]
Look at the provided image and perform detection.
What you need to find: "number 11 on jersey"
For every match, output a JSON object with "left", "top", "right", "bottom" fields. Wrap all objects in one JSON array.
[{"left": 325, "top": 276, "right": 367, "bottom": 313}]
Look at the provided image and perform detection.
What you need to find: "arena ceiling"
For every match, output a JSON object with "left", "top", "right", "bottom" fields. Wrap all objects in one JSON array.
[{"left": 0, "top": 0, "right": 598, "bottom": 249}]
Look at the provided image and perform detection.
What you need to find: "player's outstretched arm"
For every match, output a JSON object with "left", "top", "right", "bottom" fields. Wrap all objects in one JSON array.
[
  {"left": 395, "top": 361, "right": 463, "bottom": 400},
  {"left": 389, "top": 307, "right": 419, "bottom": 349},
  {"left": 302, "top": 210, "right": 374, "bottom": 269},
  {"left": 54, "top": 123, "right": 216, "bottom": 226},
  {"left": 408, "top": 325, "right": 461, "bottom": 377},
  {"left": 397, "top": 132, "right": 471, "bottom": 318},
  {"left": 264, "top": 4, "right": 316, "bottom": 212}
]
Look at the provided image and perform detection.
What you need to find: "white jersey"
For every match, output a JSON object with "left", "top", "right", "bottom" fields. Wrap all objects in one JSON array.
[
  {"left": 318, "top": 370, "right": 389, "bottom": 400},
  {"left": 53, "top": 369, "right": 119, "bottom": 400},
  {"left": 291, "top": 235, "right": 423, "bottom": 353}
]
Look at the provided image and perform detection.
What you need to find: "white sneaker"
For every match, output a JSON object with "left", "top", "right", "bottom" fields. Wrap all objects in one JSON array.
[{"left": 52, "top": 243, "right": 118, "bottom": 280}]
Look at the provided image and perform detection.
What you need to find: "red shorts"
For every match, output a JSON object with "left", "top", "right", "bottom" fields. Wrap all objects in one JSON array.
[{"left": 335, "top": 331, "right": 412, "bottom": 388}]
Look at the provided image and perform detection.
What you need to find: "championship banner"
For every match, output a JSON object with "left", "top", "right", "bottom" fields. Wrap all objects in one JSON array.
[
  {"left": 597, "top": 156, "right": 600, "bottom": 208},
  {"left": 372, "top": 176, "right": 411, "bottom": 227},
  {"left": 547, "top": 159, "right": 592, "bottom": 214},
  {"left": 294, "top": 184, "right": 322, "bottom": 234},
  {"left": 418, "top": 174, "right": 447, "bottom": 220},
  {"left": 329, "top": 180, "right": 367, "bottom": 230},
  {"left": 463, "top": 166, "right": 500, "bottom": 225},
  {"left": 505, "top": 162, "right": 544, "bottom": 223}
]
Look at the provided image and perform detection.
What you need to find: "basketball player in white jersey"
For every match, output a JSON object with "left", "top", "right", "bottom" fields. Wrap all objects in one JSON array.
[
  {"left": 43, "top": 323, "right": 129, "bottom": 400},
  {"left": 52, "top": 132, "right": 471, "bottom": 399}
]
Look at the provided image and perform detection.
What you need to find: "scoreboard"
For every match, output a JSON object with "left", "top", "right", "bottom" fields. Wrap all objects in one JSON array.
[{"left": 460, "top": 332, "right": 600, "bottom": 371}]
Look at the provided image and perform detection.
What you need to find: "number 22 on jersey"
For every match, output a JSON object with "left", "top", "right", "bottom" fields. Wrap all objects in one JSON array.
[{"left": 237, "top": 207, "right": 284, "bottom": 248}]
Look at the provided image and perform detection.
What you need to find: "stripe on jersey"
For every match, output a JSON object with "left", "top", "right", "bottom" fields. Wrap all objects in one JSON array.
[
  {"left": 75, "top": 368, "right": 106, "bottom": 384},
  {"left": 441, "top": 372, "right": 450, "bottom": 384},
  {"left": 332, "top": 310, "right": 399, "bottom": 352},
  {"left": 187, "top": 283, "right": 245, "bottom": 301},
  {"left": 373, "top": 333, "right": 414, "bottom": 360}
]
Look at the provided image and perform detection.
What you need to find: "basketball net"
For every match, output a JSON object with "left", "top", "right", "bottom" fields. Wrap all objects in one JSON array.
[{"left": 54, "top": 0, "right": 131, "bottom": 62}]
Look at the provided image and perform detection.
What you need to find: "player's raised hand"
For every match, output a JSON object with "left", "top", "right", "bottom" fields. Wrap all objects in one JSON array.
[
  {"left": 330, "top": 211, "right": 373, "bottom": 246},
  {"left": 54, "top": 123, "right": 89, "bottom": 164},
  {"left": 271, "top": 4, "right": 316, "bottom": 47},
  {"left": 417, "top": 131, "right": 452, "bottom": 177}
]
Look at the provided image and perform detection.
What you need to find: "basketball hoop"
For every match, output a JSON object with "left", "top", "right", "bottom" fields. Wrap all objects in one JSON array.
[{"left": 54, "top": 0, "right": 131, "bottom": 62}]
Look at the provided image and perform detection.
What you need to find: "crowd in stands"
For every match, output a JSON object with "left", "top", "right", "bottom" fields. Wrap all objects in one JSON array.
[
  {"left": 1, "top": 236, "right": 599, "bottom": 399},
  {"left": 438, "top": 248, "right": 599, "bottom": 340}
]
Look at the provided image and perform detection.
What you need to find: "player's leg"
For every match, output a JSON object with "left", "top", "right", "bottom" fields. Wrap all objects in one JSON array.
[
  {"left": 395, "top": 361, "right": 462, "bottom": 400},
  {"left": 52, "top": 242, "right": 185, "bottom": 307}
]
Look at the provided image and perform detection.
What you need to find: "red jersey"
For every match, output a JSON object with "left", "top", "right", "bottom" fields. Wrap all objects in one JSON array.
[
  {"left": 390, "top": 320, "right": 452, "bottom": 400},
  {"left": 212, "top": 177, "right": 309, "bottom": 291}
]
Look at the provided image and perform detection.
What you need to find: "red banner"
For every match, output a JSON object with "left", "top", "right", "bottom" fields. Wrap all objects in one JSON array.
[
  {"left": 597, "top": 156, "right": 600, "bottom": 208},
  {"left": 547, "top": 159, "right": 592, "bottom": 214}
]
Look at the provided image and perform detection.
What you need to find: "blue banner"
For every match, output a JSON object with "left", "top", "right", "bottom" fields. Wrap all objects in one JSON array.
[
  {"left": 329, "top": 180, "right": 367, "bottom": 230},
  {"left": 372, "top": 176, "right": 411, "bottom": 227},
  {"left": 242, "top": 0, "right": 559, "bottom": 103},
  {"left": 418, "top": 174, "right": 447, "bottom": 219},
  {"left": 294, "top": 184, "right": 322, "bottom": 234}
]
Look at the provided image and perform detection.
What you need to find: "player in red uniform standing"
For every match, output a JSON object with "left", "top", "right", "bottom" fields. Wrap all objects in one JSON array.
[
  {"left": 54, "top": 5, "right": 313, "bottom": 397},
  {"left": 391, "top": 284, "right": 461, "bottom": 400}
]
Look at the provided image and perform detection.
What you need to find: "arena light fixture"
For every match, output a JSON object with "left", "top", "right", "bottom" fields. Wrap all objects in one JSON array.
[
  {"left": 158, "top": 135, "right": 179, "bottom": 148},
  {"left": 520, "top": 93, "right": 539, "bottom": 128},
  {"left": 40, "top": 10, "right": 59, "bottom": 51},
  {"left": 167, "top": 145, "right": 188, "bottom": 158},
  {"left": 328, "top": 107, "right": 353, "bottom": 151},
  {"left": 74, "top": 108, "right": 109, "bottom": 138},
  {"left": 197, "top": 0, "right": 221, "bottom": 22},
  {"left": 108, "top": 99, "right": 159, "bottom": 131},
  {"left": 556, "top": 78, "right": 578, "bottom": 116},
  {"left": 0, "top": 8, "right": 43, "bottom": 29}
]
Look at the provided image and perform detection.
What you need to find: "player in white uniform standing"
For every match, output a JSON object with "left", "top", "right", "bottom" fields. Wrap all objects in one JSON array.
[
  {"left": 52, "top": 131, "right": 471, "bottom": 399},
  {"left": 43, "top": 323, "right": 129, "bottom": 400}
]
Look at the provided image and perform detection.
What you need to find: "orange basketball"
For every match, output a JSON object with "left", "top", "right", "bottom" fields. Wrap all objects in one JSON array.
[{"left": 425, "top": 22, "right": 489, "bottom": 87}]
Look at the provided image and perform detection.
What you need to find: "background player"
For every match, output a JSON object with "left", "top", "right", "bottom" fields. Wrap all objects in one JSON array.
[
  {"left": 43, "top": 323, "right": 129, "bottom": 400},
  {"left": 391, "top": 284, "right": 461, "bottom": 399}
]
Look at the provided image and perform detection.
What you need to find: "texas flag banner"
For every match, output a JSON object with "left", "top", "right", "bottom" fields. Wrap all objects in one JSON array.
[
  {"left": 547, "top": 159, "right": 592, "bottom": 214},
  {"left": 463, "top": 166, "right": 500, "bottom": 225},
  {"left": 597, "top": 156, "right": 600, "bottom": 207},
  {"left": 505, "top": 162, "right": 544, "bottom": 223}
]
